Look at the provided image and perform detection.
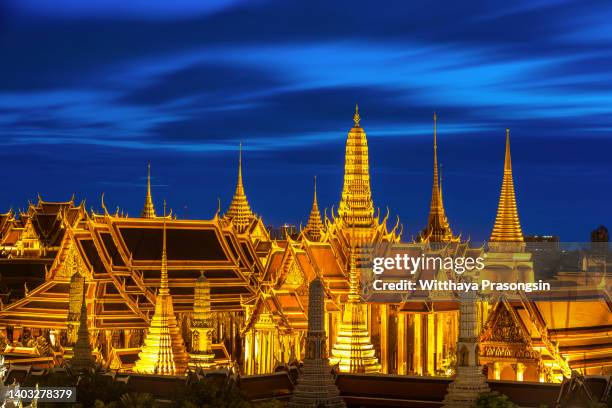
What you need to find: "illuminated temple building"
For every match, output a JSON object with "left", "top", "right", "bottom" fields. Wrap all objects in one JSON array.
[{"left": 0, "top": 107, "right": 610, "bottom": 388}]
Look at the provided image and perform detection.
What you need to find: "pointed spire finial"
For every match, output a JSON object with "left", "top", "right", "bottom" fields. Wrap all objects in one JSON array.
[
  {"left": 353, "top": 104, "right": 361, "bottom": 126},
  {"left": 419, "top": 112, "right": 457, "bottom": 243},
  {"left": 223, "top": 142, "right": 254, "bottom": 232},
  {"left": 238, "top": 142, "right": 243, "bottom": 185},
  {"left": 160, "top": 200, "right": 169, "bottom": 294},
  {"left": 141, "top": 163, "right": 157, "bottom": 218},
  {"left": 505, "top": 128, "right": 512, "bottom": 171},
  {"left": 304, "top": 175, "right": 325, "bottom": 241},
  {"left": 433, "top": 112, "right": 438, "bottom": 150},
  {"left": 147, "top": 162, "right": 152, "bottom": 193}
]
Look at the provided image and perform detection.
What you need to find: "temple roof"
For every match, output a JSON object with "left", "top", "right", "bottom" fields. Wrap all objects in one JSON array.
[
  {"left": 0, "top": 214, "right": 263, "bottom": 329},
  {"left": 488, "top": 289, "right": 612, "bottom": 372}
]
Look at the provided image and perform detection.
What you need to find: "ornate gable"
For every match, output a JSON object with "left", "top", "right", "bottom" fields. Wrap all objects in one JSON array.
[
  {"left": 13, "top": 217, "right": 42, "bottom": 255},
  {"left": 480, "top": 299, "right": 540, "bottom": 362},
  {"left": 285, "top": 261, "right": 306, "bottom": 288}
]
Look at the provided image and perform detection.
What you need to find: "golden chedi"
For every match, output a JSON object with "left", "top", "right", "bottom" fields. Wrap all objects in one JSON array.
[{"left": 134, "top": 203, "right": 189, "bottom": 375}]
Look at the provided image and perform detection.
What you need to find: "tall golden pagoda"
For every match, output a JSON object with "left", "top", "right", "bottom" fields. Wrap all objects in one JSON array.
[
  {"left": 337, "top": 105, "right": 375, "bottom": 231},
  {"left": 303, "top": 176, "right": 324, "bottom": 241},
  {"left": 330, "top": 251, "right": 381, "bottom": 373},
  {"left": 223, "top": 143, "right": 255, "bottom": 233},
  {"left": 330, "top": 106, "right": 381, "bottom": 373},
  {"left": 489, "top": 129, "right": 524, "bottom": 251},
  {"left": 419, "top": 113, "right": 458, "bottom": 243},
  {"left": 141, "top": 163, "right": 156, "bottom": 219},
  {"left": 133, "top": 203, "right": 189, "bottom": 375}
]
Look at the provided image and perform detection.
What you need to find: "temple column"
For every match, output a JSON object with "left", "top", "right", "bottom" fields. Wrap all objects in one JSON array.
[
  {"left": 243, "top": 331, "right": 254, "bottom": 374},
  {"left": 267, "top": 330, "right": 274, "bottom": 371},
  {"left": 436, "top": 313, "right": 444, "bottom": 374},
  {"left": 327, "top": 312, "right": 336, "bottom": 357},
  {"left": 516, "top": 363, "right": 525, "bottom": 382},
  {"left": 12, "top": 326, "right": 22, "bottom": 343},
  {"left": 49, "top": 329, "right": 59, "bottom": 348},
  {"left": 124, "top": 330, "right": 132, "bottom": 348},
  {"left": 421, "top": 314, "right": 427, "bottom": 375},
  {"left": 406, "top": 314, "right": 413, "bottom": 373},
  {"left": 105, "top": 330, "right": 113, "bottom": 359},
  {"left": 413, "top": 314, "right": 422, "bottom": 375},
  {"left": 255, "top": 331, "right": 261, "bottom": 374},
  {"left": 427, "top": 314, "right": 435, "bottom": 375},
  {"left": 256, "top": 331, "right": 262, "bottom": 374},
  {"left": 324, "top": 311, "right": 330, "bottom": 357},
  {"left": 397, "top": 313, "right": 406, "bottom": 375},
  {"left": 295, "top": 333, "right": 301, "bottom": 362},
  {"left": 380, "top": 304, "right": 388, "bottom": 374},
  {"left": 493, "top": 362, "right": 501, "bottom": 380}
]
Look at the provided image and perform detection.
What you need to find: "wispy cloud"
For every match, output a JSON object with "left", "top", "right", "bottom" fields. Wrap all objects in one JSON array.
[{"left": 5, "top": 0, "right": 249, "bottom": 20}]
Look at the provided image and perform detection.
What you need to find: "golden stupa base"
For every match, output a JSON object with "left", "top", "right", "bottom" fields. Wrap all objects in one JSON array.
[{"left": 330, "top": 301, "right": 381, "bottom": 373}]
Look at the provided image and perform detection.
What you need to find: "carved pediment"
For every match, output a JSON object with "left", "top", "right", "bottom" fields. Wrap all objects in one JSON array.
[
  {"left": 285, "top": 261, "right": 305, "bottom": 287},
  {"left": 481, "top": 300, "right": 531, "bottom": 345}
]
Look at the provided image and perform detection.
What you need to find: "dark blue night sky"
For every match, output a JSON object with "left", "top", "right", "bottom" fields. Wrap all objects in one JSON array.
[{"left": 1, "top": 0, "right": 610, "bottom": 241}]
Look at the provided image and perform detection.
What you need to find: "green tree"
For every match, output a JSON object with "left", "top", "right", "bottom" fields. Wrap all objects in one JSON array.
[
  {"left": 175, "top": 374, "right": 250, "bottom": 408},
  {"left": 75, "top": 367, "right": 128, "bottom": 407},
  {"left": 252, "top": 400, "right": 285, "bottom": 408},
  {"left": 119, "top": 393, "right": 154, "bottom": 408},
  {"left": 475, "top": 391, "right": 518, "bottom": 408}
]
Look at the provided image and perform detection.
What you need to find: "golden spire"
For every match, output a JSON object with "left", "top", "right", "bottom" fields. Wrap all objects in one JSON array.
[
  {"left": 141, "top": 163, "right": 156, "bottom": 219},
  {"left": 330, "top": 250, "right": 381, "bottom": 373},
  {"left": 189, "top": 271, "right": 215, "bottom": 370},
  {"left": 490, "top": 129, "right": 524, "bottom": 246},
  {"left": 134, "top": 202, "right": 189, "bottom": 375},
  {"left": 419, "top": 112, "right": 457, "bottom": 243},
  {"left": 223, "top": 143, "right": 255, "bottom": 233},
  {"left": 338, "top": 105, "right": 375, "bottom": 231},
  {"left": 304, "top": 176, "right": 324, "bottom": 241}
]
